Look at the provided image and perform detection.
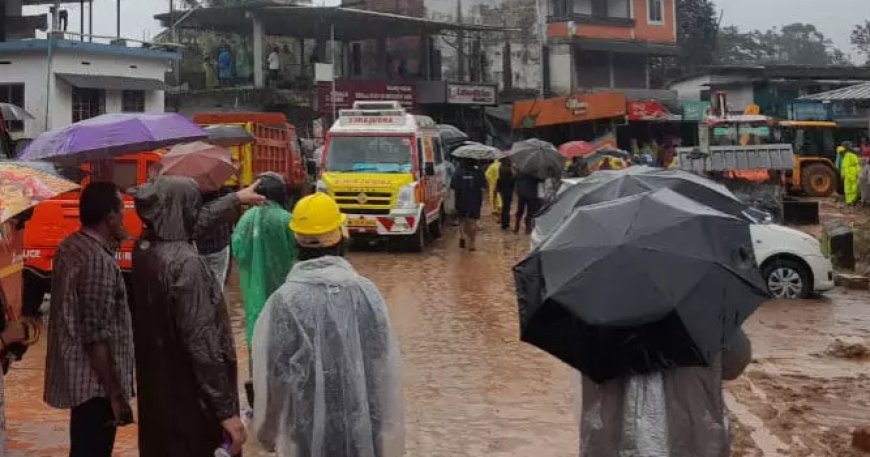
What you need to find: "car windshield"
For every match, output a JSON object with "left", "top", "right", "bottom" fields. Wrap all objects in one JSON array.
[{"left": 326, "top": 136, "right": 413, "bottom": 173}]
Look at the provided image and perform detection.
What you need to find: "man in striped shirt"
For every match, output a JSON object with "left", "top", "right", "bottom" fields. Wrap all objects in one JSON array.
[{"left": 44, "top": 182, "right": 134, "bottom": 457}]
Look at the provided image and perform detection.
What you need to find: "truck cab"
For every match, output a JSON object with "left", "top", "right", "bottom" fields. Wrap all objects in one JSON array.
[
  {"left": 320, "top": 101, "right": 447, "bottom": 251},
  {"left": 22, "top": 152, "right": 160, "bottom": 313}
]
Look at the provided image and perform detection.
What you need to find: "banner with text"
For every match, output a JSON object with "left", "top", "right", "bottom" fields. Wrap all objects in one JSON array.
[{"left": 318, "top": 81, "right": 417, "bottom": 114}]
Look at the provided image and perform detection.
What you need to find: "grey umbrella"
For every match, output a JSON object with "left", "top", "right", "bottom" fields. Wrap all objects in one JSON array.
[
  {"left": 0, "top": 103, "right": 34, "bottom": 121},
  {"left": 535, "top": 167, "right": 750, "bottom": 244},
  {"left": 451, "top": 142, "right": 505, "bottom": 161},
  {"left": 510, "top": 138, "right": 564, "bottom": 180},
  {"left": 515, "top": 188, "right": 769, "bottom": 383}
]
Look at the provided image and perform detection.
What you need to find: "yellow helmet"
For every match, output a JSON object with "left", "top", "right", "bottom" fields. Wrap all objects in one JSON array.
[
  {"left": 837, "top": 146, "right": 846, "bottom": 154},
  {"left": 290, "top": 192, "right": 347, "bottom": 236}
]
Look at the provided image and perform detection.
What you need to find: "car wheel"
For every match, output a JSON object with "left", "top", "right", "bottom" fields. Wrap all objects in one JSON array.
[{"left": 763, "top": 259, "right": 811, "bottom": 299}]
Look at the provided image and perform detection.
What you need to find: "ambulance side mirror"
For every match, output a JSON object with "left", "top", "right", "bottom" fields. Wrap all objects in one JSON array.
[{"left": 424, "top": 163, "right": 435, "bottom": 176}]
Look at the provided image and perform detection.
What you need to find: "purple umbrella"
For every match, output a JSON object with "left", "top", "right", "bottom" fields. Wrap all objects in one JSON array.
[{"left": 19, "top": 113, "right": 207, "bottom": 164}]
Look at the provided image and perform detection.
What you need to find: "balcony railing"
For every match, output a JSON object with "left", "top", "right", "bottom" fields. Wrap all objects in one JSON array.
[{"left": 546, "top": 13, "right": 635, "bottom": 27}]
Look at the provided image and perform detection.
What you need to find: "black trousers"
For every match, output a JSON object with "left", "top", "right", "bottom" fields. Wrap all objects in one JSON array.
[
  {"left": 498, "top": 189, "right": 514, "bottom": 229},
  {"left": 515, "top": 196, "right": 541, "bottom": 232},
  {"left": 70, "top": 397, "right": 117, "bottom": 457}
]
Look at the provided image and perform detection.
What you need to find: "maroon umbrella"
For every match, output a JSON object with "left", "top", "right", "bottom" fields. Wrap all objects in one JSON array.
[{"left": 159, "top": 142, "right": 237, "bottom": 192}]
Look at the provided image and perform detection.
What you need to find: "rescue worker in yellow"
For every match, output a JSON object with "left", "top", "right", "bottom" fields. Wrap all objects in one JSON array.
[
  {"left": 485, "top": 160, "right": 503, "bottom": 215},
  {"left": 841, "top": 145, "right": 861, "bottom": 205}
]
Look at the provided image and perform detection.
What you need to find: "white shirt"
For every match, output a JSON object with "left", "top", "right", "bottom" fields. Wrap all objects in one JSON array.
[{"left": 268, "top": 52, "right": 280, "bottom": 70}]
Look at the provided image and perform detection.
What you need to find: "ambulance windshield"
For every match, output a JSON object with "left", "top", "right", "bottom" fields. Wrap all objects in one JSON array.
[{"left": 326, "top": 136, "right": 413, "bottom": 173}]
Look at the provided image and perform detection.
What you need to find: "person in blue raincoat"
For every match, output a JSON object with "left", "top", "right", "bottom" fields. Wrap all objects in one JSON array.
[{"left": 217, "top": 46, "right": 234, "bottom": 86}]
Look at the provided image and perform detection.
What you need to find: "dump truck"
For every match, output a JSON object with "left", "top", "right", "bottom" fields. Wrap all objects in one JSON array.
[{"left": 192, "top": 112, "right": 308, "bottom": 199}]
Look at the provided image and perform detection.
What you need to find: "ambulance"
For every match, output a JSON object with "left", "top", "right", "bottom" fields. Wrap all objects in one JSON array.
[{"left": 320, "top": 101, "right": 447, "bottom": 251}]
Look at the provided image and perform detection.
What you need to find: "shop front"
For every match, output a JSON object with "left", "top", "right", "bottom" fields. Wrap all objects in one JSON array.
[{"left": 511, "top": 92, "right": 627, "bottom": 145}]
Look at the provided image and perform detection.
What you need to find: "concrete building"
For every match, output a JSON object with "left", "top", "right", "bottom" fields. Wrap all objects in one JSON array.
[
  {"left": 544, "top": 0, "right": 679, "bottom": 95},
  {"left": 668, "top": 65, "right": 870, "bottom": 119},
  {"left": 1, "top": 1, "right": 179, "bottom": 139}
]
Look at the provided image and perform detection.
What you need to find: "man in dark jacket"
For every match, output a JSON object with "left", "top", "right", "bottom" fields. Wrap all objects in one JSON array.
[
  {"left": 514, "top": 174, "right": 541, "bottom": 234},
  {"left": 496, "top": 158, "right": 516, "bottom": 230},
  {"left": 131, "top": 176, "right": 246, "bottom": 457},
  {"left": 195, "top": 183, "right": 265, "bottom": 288}
]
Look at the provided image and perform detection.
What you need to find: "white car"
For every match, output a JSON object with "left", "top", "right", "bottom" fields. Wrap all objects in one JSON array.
[
  {"left": 532, "top": 185, "right": 835, "bottom": 300},
  {"left": 751, "top": 223, "right": 834, "bottom": 299}
]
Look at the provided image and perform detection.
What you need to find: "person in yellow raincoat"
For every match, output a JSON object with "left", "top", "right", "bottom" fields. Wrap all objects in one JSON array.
[
  {"left": 841, "top": 146, "right": 861, "bottom": 205},
  {"left": 485, "top": 160, "right": 503, "bottom": 215}
]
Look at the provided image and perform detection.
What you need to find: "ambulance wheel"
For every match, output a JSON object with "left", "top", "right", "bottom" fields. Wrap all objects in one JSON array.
[
  {"left": 429, "top": 208, "right": 445, "bottom": 240},
  {"left": 405, "top": 219, "right": 426, "bottom": 253}
]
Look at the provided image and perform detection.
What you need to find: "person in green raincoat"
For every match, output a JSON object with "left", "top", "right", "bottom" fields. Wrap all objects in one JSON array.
[
  {"left": 231, "top": 172, "right": 297, "bottom": 406},
  {"left": 841, "top": 146, "right": 861, "bottom": 205}
]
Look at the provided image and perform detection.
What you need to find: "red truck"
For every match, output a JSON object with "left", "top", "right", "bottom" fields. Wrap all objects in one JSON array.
[
  {"left": 192, "top": 112, "right": 309, "bottom": 198},
  {"left": 22, "top": 152, "right": 160, "bottom": 312}
]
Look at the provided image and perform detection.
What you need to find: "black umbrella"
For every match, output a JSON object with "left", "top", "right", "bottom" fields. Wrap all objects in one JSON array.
[
  {"left": 536, "top": 167, "right": 750, "bottom": 243},
  {"left": 515, "top": 188, "right": 769, "bottom": 383},
  {"left": 510, "top": 138, "right": 564, "bottom": 180}
]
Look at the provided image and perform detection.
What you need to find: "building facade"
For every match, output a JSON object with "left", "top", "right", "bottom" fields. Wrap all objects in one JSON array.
[
  {"left": 668, "top": 65, "right": 870, "bottom": 119},
  {"left": 1, "top": 2, "right": 178, "bottom": 139},
  {"left": 545, "top": 0, "right": 678, "bottom": 95}
]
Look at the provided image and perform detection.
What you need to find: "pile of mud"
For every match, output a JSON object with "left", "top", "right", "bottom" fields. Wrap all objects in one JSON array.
[{"left": 825, "top": 339, "right": 870, "bottom": 360}]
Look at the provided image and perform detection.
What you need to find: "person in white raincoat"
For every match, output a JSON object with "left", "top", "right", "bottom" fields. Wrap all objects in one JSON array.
[
  {"left": 578, "top": 328, "right": 752, "bottom": 457},
  {"left": 253, "top": 193, "right": 403, "bottom": 457}
]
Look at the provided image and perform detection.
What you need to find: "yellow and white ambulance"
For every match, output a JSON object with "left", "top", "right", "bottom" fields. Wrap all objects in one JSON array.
[{"left": 319, "top": 101, "right": 447, "bottom": 251}]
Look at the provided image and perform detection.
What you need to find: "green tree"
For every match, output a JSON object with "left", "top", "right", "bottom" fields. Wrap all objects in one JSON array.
[
  {"left": 677, "top": 0, "right": 719, "bottom": 70},
  {"left": 852, "top": 20, "right": 870, "bottom": 64},
  {"left": 716, "top": 23, "right": 848, "bottom": 66}
]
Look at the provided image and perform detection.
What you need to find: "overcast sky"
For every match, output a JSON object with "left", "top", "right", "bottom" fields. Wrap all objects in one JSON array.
[{"left": 23, "top": 0, "right": 867, "bottom": 61}]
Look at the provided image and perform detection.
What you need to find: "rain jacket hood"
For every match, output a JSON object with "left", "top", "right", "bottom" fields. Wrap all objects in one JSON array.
[
  {"left": 131, "top": 175, "right": 240, "bottom": 457},
  {"left": 253, "top": 255, "right": 404, "bottom": 457},
  {"left": 133, "top": 176, "right": 200, "bottom": 241}
]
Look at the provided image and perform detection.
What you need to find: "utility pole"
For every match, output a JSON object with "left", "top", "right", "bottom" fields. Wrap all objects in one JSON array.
[
  {"left": 456, "top": 0, "right": 466, "bottom": 82},
  {"left": 116, "top": 0, "right": 121, "bottom": 39}
]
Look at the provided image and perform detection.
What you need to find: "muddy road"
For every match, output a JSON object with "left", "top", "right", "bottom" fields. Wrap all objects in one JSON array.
[{"left": 5, "top": 223, "right": 869, "bottom": 456}]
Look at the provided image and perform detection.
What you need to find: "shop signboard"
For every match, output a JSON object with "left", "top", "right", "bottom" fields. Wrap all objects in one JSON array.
[
  {"left": 447, "top": 83, "right": 498, "bottom": 105},
  {"left": 682, "top": 101, "right": 712, "bottom": 121},
  {"left": 627, "top": 100, "right": 681, "bottom": 121},
  {"left": 512, "top": 92, "right": 627, "bottom": 129},
  {"left": 318, "top": 81, "right": 416, "bottom": 114}
]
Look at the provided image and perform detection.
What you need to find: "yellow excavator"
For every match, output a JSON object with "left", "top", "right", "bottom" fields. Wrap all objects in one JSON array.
[
  {"left": 775, "top": 120, "right": 839, "bottom": 197},
  {"left": 743, "top": 103, "right": 838, "bottom": 197}
]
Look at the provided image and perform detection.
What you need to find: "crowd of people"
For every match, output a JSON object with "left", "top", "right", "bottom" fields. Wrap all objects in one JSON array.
[{"left": 37, "top": 174, "right": 402, "bottom": 457}]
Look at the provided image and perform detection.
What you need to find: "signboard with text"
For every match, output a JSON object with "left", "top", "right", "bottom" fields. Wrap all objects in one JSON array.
[
  {"left": 512, "top": 92, "right": 627, "bottom": 129},
  {"left": 447, "top": 83, "right": 498, "bottom": 105},
  {"left": 318, "top": 81, "right": 416, "bottom": 114}
]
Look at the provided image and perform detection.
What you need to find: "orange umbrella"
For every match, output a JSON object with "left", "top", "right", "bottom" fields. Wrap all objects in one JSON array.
[
  {"left": 159, "top": 141, "right": 237, "bottom": 192},
  {"left": 0, "top": 162, "right": 79, "bottom": 224}
]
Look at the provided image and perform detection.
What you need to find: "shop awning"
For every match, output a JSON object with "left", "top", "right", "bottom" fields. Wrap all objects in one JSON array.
[{"left": 56, "top": 73, "right": 166, "bottom": 91}]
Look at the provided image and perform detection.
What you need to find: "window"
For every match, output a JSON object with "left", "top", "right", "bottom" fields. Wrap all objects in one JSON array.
[
  {"left": 0, "top": 84, "right": 25, "bottom": 132},
  {"left": 647, "top": 0, "right": 664, "bottom": 24},
  {"left": 112, "top": 161, "right": 139, "bottom": 192},
  {"left": 122, "top": 90, "right": 145, "bottom": 113},
  {"left": 351, "top": 43, "right": 363, "bottom": 77},
  {"left": 71, "top": 87, "right": 105, "bottom": 122},
  {"left": 325, "top": 136, "right": 413, "bottom": 173}
]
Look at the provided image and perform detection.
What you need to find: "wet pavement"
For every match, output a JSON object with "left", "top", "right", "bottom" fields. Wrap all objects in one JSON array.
[{"left": 5, "top": 214, "right": 870, "bottom": 456}]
